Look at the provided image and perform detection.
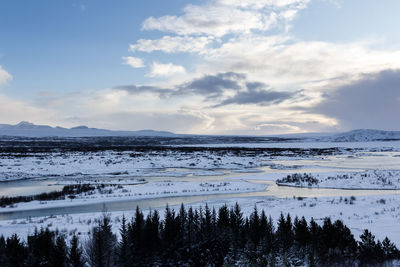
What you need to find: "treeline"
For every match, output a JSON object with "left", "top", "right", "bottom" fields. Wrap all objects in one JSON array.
[
  {"left": 0, "top": 184, "right": 95, "bottom": 207},
  {"left": 277, "top": 173, "right": 319, "bottom": 186},
  {"left": 0, "top": 203, "right": 399, "bottom": 266}
]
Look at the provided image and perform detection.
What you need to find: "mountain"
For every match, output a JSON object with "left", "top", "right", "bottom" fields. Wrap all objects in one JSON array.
[
  {"left": 319, "top": 129, "right": 400, "bottom": 142},
  {"left": 0, "top": 121, "right": 176, "bottom": 137},
  {"left": 0, "top": 122, "right": 399, "bottom": 141}
]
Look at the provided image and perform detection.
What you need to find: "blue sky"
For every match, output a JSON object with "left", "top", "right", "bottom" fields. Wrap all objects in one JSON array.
[{"left": 1, "top": 0, "right": 400, "bottom": 134}]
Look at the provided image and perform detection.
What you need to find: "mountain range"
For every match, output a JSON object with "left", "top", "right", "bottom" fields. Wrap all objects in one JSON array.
[
  {"left": 0, "top": 121, "right": 176, "bottom": 137},
  {"left": 0, "top": 122, "right": 400, "bottom": 142}
]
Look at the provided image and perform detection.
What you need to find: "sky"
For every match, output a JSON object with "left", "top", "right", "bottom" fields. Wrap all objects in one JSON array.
[{"left": 1, "top": 0, "right": 400, "bottom": 135}]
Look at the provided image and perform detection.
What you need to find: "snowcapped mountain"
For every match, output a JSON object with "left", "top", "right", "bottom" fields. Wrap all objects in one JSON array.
[
  {"left": 319, "top": 129, "right": 400, "bottom": 142},
  {"left": 0, "top": 122, "right": 399, "bottom": 141},
  {"left": 0, "top": 122, "right": 176, "bottom": 137}
]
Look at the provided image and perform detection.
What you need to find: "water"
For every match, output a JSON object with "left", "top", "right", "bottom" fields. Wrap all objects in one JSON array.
[
  {"left": 0, "top": 179, "right": 64, "bottom": 197},
  {"left": 2, "top": 149, "right": 400, "bottom": 221},
  {"left": 1, "top": 180, "right": 400, "bottom": 221}
]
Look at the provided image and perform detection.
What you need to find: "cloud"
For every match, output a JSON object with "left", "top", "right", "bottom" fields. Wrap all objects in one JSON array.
[
  {"left": 216, "top": 89, "right": 298, "bottom": 107},
  {"left": 199, "top": 37, "right": 400, "bottom": 89},
  {"left": 113, "top": 84, "right": 173, "bottom": 97},
  {"left": 68, "top": 110, "right": 212, "bottom": 133},
  {"left": 254, "top": 123, "right": 301, "bottom": 132},
  {"left": 0, "top": 93, "right": 57, "bottom": 125},
  {"left": 0, "top": 66, "right": 12, "bottom": 86},
  {"left": 141, "top": 0, "right": 309, "bottom": 37},
  {"left": 129, "top": 36, "right": 214, "bottom": 54},
  {"left": 115, "top": 72, "right": 299, "bottom": 107},
  {"left": 179, "top": 72, "right": 244, "bottom": 98},
  {"left": 122, "top": 56, "right": 145, "bottom": 68},
  {"left": 148, "top": 62, "right": 186, "bottom": 77},
  {"left": 310, "top": 69, "right": 400, "bottom": 130}
]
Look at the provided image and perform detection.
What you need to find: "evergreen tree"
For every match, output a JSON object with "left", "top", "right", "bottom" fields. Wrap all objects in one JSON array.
[
  {"left": 51, "top": 235, "right": 68, "bottom": 267},
  {"left": 0, "top": 235, "right": 6, "bottom": 267},
  {"left": 382, "top": 237, "right": 399, "bottom": 260},
  {"left": 86, "top": 213, "right": 117, "bottom": 267},
  {"left": 294, "top": 216, "right": 309, "bottom": 247},
  {"left": 249, "top": 205, "right": 260, "bottom": 246},
  {"left": 2, "top": 203, "right": 400, "bottom": 266},
  {"left": 217, "top": 205, "right": 230, "bottom": 228},
  {"left": 27, "top": 227, "right": 55, "bottom": 267},
  {"left": 117, "top": 215, "right": 129, "bottom": 266},
  {"left": 69, "top": 235, "right": 85, "bottom": 267},
  {"left": 6, "top": 234, "right": 26, "bottom": 267},
  {"left": 359, "top": 229, "right": 379, "bottom": 264}
]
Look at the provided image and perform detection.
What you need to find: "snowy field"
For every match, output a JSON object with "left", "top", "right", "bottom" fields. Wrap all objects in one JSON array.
[
  {"left": 276, "top": 170, "right": 400, "bottom": 189},
  {"left": 1, "top": 193, "right": 400, "bottom": 246},
  {"left": 1, "top": 137, "right": 400, "bottom": 247},
  {"left": 0, "top": 179, "right": 266, "bottom": 212}
]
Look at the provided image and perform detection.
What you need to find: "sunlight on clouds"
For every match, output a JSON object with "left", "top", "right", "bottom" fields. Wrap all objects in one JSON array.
[
  {"left": 117, "top": 0, "right": 400, "bottom": 133},
  {"left": 129, "top": 36, "right": 214, "bottom": 54},
  {"left": 254, "top": 123, "right": 301, "bottom": 132},
  {"left": 142, "top": 1, "right": 308, "bottom": 37},
  {"left": 148, "top": 62, "right": 186, "bottom": 77},
  {"left": 0, "top": 94, "right": 54, "bottom": 125},
  {"left": 218, "top": 0, "right": 310, "bottom": 9},
  {"left": 4, "top": 0, "right": 399, "bottom": 134},
  {"left": 0, "top": 66, "right": 12, "bottom": 86},
  {"left": 200, "top": 38, "right": 400, "bottom": 90},
  {"left": 122, "top": 56, "right": 145, "bottom": 68}
]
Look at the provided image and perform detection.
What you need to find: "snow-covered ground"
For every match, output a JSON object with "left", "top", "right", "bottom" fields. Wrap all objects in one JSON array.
[
  {"left": 0, "top": 179, "right": 266, "bottom": 212},
  {"left": 1, "top": 193, "right": 400, "bottom": 246},
  {"left": 0, "top": 150, "right": 272, "bottom": 182},
  {"left": 275, "top": 170, "right": 400, "bottom": 189},
  {"left": 2, "top": 138, "right": 400, "bottom": 249}
]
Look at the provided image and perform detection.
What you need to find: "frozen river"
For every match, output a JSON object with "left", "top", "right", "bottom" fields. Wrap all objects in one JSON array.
[{"left": 2, "top": 141, "right": 400, "bottom": 220}]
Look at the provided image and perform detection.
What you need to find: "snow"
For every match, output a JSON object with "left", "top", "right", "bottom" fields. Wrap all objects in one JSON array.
[
  {"left": 2, "top": 193, "right": 400, "bottom": 246},
  {"left": 0, "top": 150, "right": 271, "bottom": 182},
  {"left": 276, "top": 170, "right": 400, "bottom": 189},
  {"left": 0, "top": 179, "right": 266, "bottom": 213},
  {"left": 2, "top": 136, "right": 400, "bottom": 249}
]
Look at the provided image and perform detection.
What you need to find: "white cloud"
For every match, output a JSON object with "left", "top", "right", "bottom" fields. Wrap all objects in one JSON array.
[
  {"left": 218, "top": 0, "right": 310, "bottom": 9},
  {"left": 148, "top": 62, "right": 186, "bottom": 77},
  {"left": 129, "top": 36, "right": 214, "bottom": 54},
  {"left": 117, "top": 0, "right": 400, "bottom": 134},
  {"left": 141, "top": 0, "right": 307, "bottom": 37},
  {"left": 0, "top": 66, "right": 12, "bottom": 86},
  {"left": 199, "top": 37, "right": 400, "bottom": 90},
  {"left": 122, "top": 56, "right": 145, "bottom": 68}
]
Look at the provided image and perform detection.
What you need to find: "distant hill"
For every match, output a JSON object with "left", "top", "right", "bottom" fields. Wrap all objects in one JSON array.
[
  {"left": 319, "top": 129, "right": 400, "bottom": 142},
  {"left": 0, "top": 122, "right": 399, "bottom": 142},
  {"left": 0, "top": 121, "right": 176, "bottom": 137}
]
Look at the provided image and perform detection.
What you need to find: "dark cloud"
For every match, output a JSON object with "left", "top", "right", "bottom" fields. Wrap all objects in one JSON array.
[
  {"left": 114, "top": 72, "right": 298, "bottom": 107},
  {"left": 178, "top": 72, "right": 244, "bottom": 98},
  {"left": 216, "top": 90, "right": 296, "bottom": 107},
  {"left": 311, "top": 69, "right": 400, "bottom": 130},
  {"left": 114, "top": 85, "right": 174, "bottom": 97},
  {"left": 246, "top": 82, "right": 266, "bottom": 91}
]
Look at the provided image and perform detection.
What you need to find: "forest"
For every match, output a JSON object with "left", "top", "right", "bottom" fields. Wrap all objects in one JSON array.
[{"left": 0, "top": 203, "right": 399, "bottom": 266}]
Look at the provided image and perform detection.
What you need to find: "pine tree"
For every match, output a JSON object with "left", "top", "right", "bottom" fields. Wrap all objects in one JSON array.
[
  {"left": 51, "top": 235, "right": 68, "bottom": 267},
  {"left": 6, "top": 234, "right": 26, "bottom": 267},
  {"left": 358, "top": 229, "right": 378, "bottom": 264},
  {"left": 0, "top": 235, "right": 6, "bottom": 266},
  {"left": 294, "top": 216, "right": 309, "bottom": 247},
  {"left": 217, "top": 205, "right": 230, "bottom": 228},
  {"left": 249, "top": 205, "right": 260, "bottom": 246},
  {"left": 117, "top": 215, "right": 129, "bottom": 266},
  {"left": 382, "top": 236, "right": 399, "bottom": 260},
  {"left": 69, "top": 235, "right": 85, "bottom": 267},
  {"left": 86, "top": 213, "right": 117, "bottom": 267}
]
